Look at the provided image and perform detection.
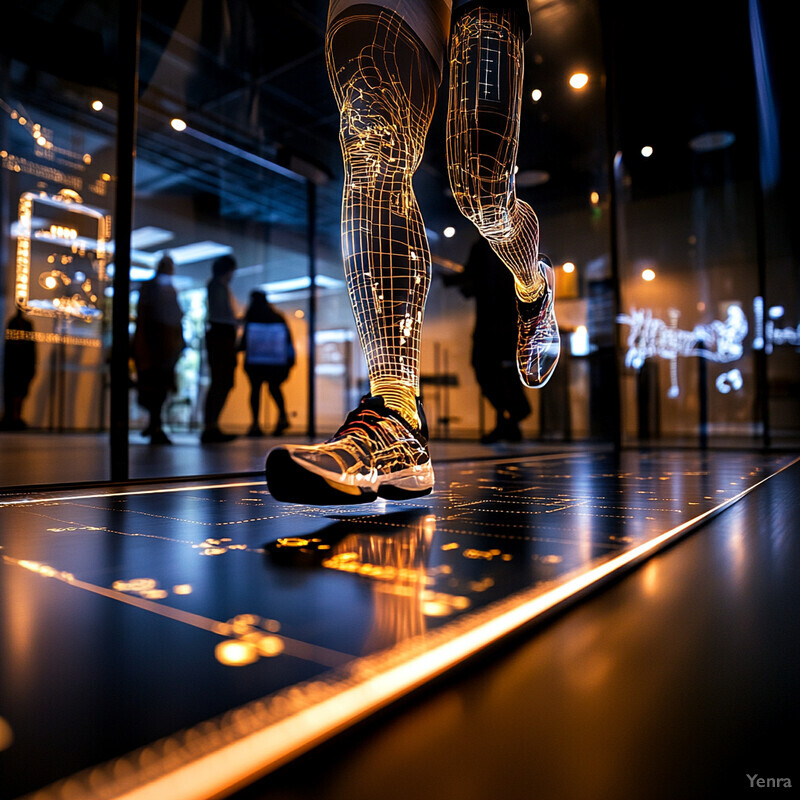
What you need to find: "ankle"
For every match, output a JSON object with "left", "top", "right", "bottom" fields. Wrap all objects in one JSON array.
[
  {"left": 515, "top": 273, "right": 545, "bottom": 304},
  {"left": 369, "top": 382, "right": 420, "bottom": 430}
]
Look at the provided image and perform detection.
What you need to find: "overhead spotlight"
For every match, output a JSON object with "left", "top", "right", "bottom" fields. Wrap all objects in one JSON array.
[
  {"left": 531, "top": 88, "right": 542, "bottom": 102},
  {"left": 590, "top": 191, "right": 600, "bottom": 204},
  {"left": 641, "top": 145, "right": 654, "bottom": 158},
  {"left": 170, "top": 118, "right": 187, "bottom": 132},
  {"left": 641, "top": 268, "right": 656, "bottom": 282},
  {"left": 569, "top": 72, "right": 589, "bottom": 90},
  {"left": 562, "top": 262, "right": 575, "bottom": 274},
  {"left": 91, "top": 100, "right": 104, "bottom": 112},
  {"left": 443, "top": 226, "right": 456, "bottom": 239}
]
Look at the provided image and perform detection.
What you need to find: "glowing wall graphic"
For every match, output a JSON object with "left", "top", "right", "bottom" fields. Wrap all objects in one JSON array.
[
  {"left": 618, "top": 299, "right": 799, "bottom": 398},
  {"left": 15, "top": 190, "right": 110, "bottom": 323}
]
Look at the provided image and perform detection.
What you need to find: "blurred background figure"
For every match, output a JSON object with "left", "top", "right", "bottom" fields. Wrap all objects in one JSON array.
[
  {"left": 240, "top": 290, "right": 295, "bottom": 437},
  {"left": 447, "top": 236, "right": 531, "bottom": 443},
  {"left": 202, "top": 254, "right": 239, "bottom": 443},
  {"left": 132, "top": 254, "right": 185, "bottom": 445},
  {"left": 0, "top": 307, "right": 36, "bottom": 431}
]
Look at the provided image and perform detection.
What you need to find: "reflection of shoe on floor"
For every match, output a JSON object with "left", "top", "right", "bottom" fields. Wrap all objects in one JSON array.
[
  {"left": 149, "top": 429, "right": 172, "bottom": 445},
  {"left": 272, "top": 417, "right": 289, "bottom": 436},
  {"left": 201, "top": 427, "right": 237, "bottom": 444},
  {"left": 517, "top": 256, "right": 560, "bottom": 388},
  {"left": 266, "top": 394, "right": 434, "bottom": 505}
]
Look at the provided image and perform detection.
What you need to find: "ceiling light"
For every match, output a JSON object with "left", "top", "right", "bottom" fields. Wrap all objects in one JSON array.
[
  {"left": 562, "top": 262, "right": 575, "bottom": 274},
  {"left": 641, "top": 268, "right": 656, "bottom": 282},
  {"left": 170, "top": 118, "right": 187, "bottom": 132},
  {"left": 443, "top": 226, "right": 456, "bottom": 238},
  {"left": 641, "top": 145, "right": 654, "bottom": 158},
  {"left": 569, "top": 72, "right": 589, "bottom": 90},
  {"left": 91, "top": 100, "right": 103, "bottom": 112},
  {"left": 531, "top": 88, "right": 542, "bottom": 102}
]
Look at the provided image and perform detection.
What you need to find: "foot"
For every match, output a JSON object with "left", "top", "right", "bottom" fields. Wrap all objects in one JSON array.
[
  {"left": 201, "top": 427, "right": 237, "bottom": 444},
  {"left": 149, "top": 429, "right": 172, "bottom": 445},
  {"left": 247, "top": 424, "right": 265, "bottom": 437},
  {"left": 272, "top": 417, "right": 289, "bottom": 436},
  {"left": 516, "top": 255, "right": 560, "bottom": 388},
  {"left": 480, "top": 419, "right": 522, "bottom": 444},
  {"left": 265, "top": 394, "right": 434, "bottom": 505}
]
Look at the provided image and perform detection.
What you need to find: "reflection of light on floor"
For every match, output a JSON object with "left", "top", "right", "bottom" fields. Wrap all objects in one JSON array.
[
  {"left": 216, "top": 640, "right": 259, "bottom": 666},
  {"left": 421, "top": 591, "right": 471, "bottom": 617},
  {"left": 215, "top": 635, "right": 286, "bottom": 666},
  {"left": 0, "top": 716, "right": 12, "bottom": 751},
  {"left": 0, "top": 480, "right": 266, "bottom": 508}
]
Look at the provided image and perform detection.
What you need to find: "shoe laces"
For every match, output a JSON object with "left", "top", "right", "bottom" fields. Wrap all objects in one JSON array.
[{"left": 333, "top": 395, "right": 427, "bottom": 447}]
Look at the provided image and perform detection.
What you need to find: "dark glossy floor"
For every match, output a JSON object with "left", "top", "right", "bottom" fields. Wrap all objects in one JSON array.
[
  {"left": 0, "top": 449, "right": 797, "bottom": 800},
  {"left": 0, "top": 430, "right": 579, "bottom": 488}
]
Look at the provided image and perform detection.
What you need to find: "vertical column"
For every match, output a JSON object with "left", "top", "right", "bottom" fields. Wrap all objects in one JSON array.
[
  {"left": 306, "top": 179, "right": 317, "bottom": 439},
  {"left": 110, "top": 0, "right": 141, "bottom": 481}
]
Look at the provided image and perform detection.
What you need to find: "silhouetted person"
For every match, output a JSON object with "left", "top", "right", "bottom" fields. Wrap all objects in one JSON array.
[
  {"left": 449, "top": 236, "right": 531, "bottom": 442},
  {"left": 240, "top": 290, "right": 295, "bottom": 436},
  {"left": 132, "top": 254, "right": 185, "bottom": 444},
  {"left": 1, "top": 308, "right": 36, "bottom": 431},
  {"left": 202, "top": 254, "right": 238, "bottom": 443}
]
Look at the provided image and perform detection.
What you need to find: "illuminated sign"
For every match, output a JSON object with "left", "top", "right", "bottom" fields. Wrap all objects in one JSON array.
[
  {"left": 618, "top": 299, "right": 798, "bottom": 397},
  {"left": 15, "top": 189, "right": 111, "bottom": 322}
]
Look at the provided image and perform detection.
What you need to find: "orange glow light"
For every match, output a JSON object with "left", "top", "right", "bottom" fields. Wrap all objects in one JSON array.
[
  {"left": 215, "top": 640, "right": 259, "bottom": 667},
  {"left": 0, "top": 716, "right": 12, "bottom": 751},
  {"left": 569, "top": 72, "right": 589, "bottom": 90}
]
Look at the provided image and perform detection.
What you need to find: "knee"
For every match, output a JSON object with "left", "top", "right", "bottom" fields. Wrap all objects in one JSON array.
[{"left": 340, "top": 94, "right": 420, "bottom": 181}]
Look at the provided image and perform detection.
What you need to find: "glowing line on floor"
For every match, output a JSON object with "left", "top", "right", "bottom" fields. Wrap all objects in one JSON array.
[
  {"left": 0, "top": 481, "right": 266, "bottom": 508},
  {"left": 0, "top": 554, "right": 352, "bottom": 669},
  {"left": 33, "top": 454, "right": 798, "bottom": 800}
]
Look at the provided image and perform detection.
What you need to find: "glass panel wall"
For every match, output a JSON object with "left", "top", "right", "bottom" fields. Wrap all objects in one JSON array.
[
  {"left": 610, "top": 0, "right": 799, "bottom": 446},
  {"left": 1, "top": 1, "right": 119, "bottom": 486},
  {"left": 127, "top": 0, "right": 349, "bottom": 478}
]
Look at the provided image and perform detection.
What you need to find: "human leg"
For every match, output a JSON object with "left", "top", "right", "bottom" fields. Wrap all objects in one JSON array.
[
  {"left": 266, "top": 379, "right": 289, "bottom": 434},
  {"left": 447, "top": 5, "right": 559, "bottom": 387},
  {"left": 266, "top": 7, "right": 439, "bottom": 503},
  {"left": 246, "top": 370, "right": 264, "bottom": 436},
  {"left": 327, "top": 8, "right": 439, "bottom": 428},
  {"left": 202, "top": 323, "right": 237, "bottom": 441}
]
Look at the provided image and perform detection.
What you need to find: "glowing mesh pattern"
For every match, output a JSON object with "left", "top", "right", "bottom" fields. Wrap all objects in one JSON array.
[
  {"left": 281, "top": 394, "right": 434, "bottom": 495},
  {"left": 447, "top": 7, "right": 543, "bottom": 304},
  {"left": 326, "top": 10, "right": 438, "bottom": 428},
  {"left": 325, "top": 6, "right": 544, "bottom": 429}
]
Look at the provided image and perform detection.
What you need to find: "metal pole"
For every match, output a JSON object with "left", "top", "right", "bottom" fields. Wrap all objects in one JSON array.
[
  {"left": 110, "top": 0, "right": 141, "bottom": 481},
  {"left": 600, "top": 0, "right": 623, "bottom": 452},
  {"left": 306, "top": 180, "right": 317, "bottom": 439}
]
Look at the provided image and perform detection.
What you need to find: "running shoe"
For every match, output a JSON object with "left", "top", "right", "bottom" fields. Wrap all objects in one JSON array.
[
  {"left": 516, "top": 255, "right": 560, "bottom": 388},
  {"left": 265, "top": 394, "right": 434, "bottom": 505}
]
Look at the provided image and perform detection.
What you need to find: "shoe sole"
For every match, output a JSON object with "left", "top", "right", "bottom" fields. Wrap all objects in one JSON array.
[{"left": 265, "top": 448, "right": 434, "bottom": 506}]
